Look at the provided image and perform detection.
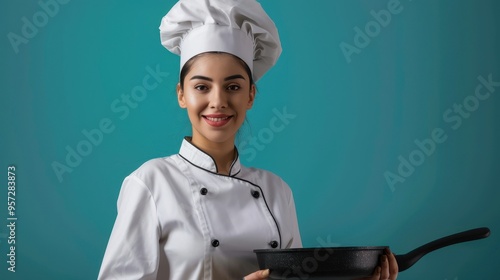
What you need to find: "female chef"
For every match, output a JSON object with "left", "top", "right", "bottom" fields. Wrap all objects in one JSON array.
[{"left": 98, "top": 0, "right": 398, "bottom": 279}]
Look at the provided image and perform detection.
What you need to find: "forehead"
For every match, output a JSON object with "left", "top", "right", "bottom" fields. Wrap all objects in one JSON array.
[{"left": 187, "top": 53, "right": 248, "bottom": 76}]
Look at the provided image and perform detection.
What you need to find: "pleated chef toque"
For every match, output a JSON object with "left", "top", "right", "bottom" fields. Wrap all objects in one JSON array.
[{"left": 159, "top": 0, "right": 281, "bottom": 82}]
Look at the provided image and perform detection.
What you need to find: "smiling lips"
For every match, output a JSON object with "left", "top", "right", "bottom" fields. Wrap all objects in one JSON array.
[{"left": 202, "top": 114, "right": 233, "bottom": 127}]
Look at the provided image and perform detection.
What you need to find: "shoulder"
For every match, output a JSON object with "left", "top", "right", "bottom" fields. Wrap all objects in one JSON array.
[
  {"left": 131, "top": 153, "right": 186, "bottom": 176},
  {"left": 132, "top": 155, "right": 175, "bottom": 174},
  {"left": 240, "top": 166, "right": 292, "bottom": 196},
  {"left": 242, "top": 166, "right": 283, "bottom": 182},
  {"left": 123, "top": 154, "right": 184, "bottom": 190}
]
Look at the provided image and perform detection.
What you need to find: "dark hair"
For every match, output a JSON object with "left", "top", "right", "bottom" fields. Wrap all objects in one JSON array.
[{"left": 179, "top": 52, "right": 254, "bottom": 90}]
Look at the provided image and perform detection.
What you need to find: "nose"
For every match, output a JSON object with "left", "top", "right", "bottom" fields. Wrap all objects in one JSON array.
[{"left": 209, "top": 86, "right": 227, "bottom": 109}]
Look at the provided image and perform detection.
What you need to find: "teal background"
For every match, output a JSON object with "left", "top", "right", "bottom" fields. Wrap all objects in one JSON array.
[{"left": 1, "top": 0, "right": 499, "bottom": 279}]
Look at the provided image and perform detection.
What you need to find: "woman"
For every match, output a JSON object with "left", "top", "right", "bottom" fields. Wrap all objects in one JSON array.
[{"left": 98, "top": 0, "right": 398, "bottom": 279}]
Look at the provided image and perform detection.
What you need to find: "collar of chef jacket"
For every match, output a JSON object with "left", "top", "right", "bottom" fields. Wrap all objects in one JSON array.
[{"left": 179, "top": 137, "right": 241, "bottom": 177}]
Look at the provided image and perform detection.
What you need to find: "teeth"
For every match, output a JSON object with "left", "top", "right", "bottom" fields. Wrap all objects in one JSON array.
[{"left": 206, "top": 116, "right": 229, "bottom": 122}]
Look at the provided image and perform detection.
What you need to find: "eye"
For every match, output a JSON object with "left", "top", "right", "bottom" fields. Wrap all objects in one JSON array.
[
  {"left": 227, "top": 84, "right": 241, "bottom": 91},
  {"left": 194, "top": 84, "right": 209, "bottom": 91}
]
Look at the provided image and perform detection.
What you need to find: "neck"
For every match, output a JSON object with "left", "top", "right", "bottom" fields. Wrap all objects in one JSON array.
[{"left": 189, "top": 136, "right": 235, "bottom": 175}]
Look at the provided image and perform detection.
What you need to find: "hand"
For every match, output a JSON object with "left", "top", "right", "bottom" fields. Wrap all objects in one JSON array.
[
  {"left": 359, "top": 248, "right": 398, "bottom": 280},
  {"left": 243, "top": 269, "right": 270, "bottom": 280}
]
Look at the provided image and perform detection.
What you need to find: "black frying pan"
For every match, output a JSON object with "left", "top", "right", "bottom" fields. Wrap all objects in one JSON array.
[{"left": 254, "top": 227, "right": 490, "bottom": 279}]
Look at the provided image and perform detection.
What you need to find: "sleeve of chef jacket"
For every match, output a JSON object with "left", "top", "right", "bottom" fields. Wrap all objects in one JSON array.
[
  {"left": 98, "top": 175, "right": 161, "bottom": 280},
  {"left": 285, "top": 180, "right": 303, "bottom": 249}
]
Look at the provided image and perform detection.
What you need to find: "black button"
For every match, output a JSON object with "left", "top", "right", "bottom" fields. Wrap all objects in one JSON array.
[
  {"left": 251, "top": 190, "right": 260, "bottom": 199},
  {"left": 211, "top": 239, "right": 220, "bottom": 247},
  {"left": 270, "top": 241, "right": 278, "bottom": 248},
  {"left": 200, "top": 188, "right": 208, "bottom": 195}
]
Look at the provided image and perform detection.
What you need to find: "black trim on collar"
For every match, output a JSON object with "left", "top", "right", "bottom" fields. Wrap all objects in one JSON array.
[
  {"left": 228, "top": 148, "right": 239, "bottom": 175},
  {"left": 184, "top": 136, "right": 219, "bottom": 174},
  {"left": 183, "top": 136, "right": 240, "bottom": 176}
]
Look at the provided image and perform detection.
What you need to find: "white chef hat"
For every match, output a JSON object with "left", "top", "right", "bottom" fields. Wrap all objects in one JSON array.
[{"left": 159, "top": 0, "right": 281, "bottom": 82}]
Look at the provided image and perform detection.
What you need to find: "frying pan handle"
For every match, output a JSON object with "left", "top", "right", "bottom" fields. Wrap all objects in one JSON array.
[{"left": 395, "top": 227, "right": 490, "bottom": 272}]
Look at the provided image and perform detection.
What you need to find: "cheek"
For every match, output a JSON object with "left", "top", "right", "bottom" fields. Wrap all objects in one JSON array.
[
  {"left": 237, "top": 99, "right": 249, "bottom": 110},
  {"left": 233, "top": 100, "right": 250, "bottom": 121},
  {"left": 230, "top": 92, "right": 249, "bottom": 104},
  {"left": 185, "top": 93, "right": 207, "bottom": 112}
]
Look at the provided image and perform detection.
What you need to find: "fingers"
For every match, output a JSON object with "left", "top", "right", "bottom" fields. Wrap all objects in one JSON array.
[
  {"left": 380, "top": 254, "right": 390, "bottom": 279},
  {"left": 378, "top": 248, "right": 399, "bottom": 280},
  {"left": 386, "top": 248, "right": 399, "bottom": 280},
  {"left": 359, "top": 248, "right": 398, "bottom": 280},
  {"left": 243, "top": 269, "right": 270, "bottom": 280}
]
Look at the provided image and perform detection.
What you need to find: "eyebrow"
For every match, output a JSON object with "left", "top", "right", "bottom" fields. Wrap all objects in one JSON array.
[
  {"left": 224, "top": 74, "right": 246, "bottom": 81},
  {"left": 189, "top": 74, "right": 246, "bottom": 81}
]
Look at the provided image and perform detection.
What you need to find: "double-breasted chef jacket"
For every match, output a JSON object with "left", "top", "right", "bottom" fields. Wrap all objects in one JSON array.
[{"left": 98, "top": 137, "right": 302, "bottom": 280}]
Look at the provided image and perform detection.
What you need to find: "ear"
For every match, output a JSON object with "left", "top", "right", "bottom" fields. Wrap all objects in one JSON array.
[
  {"left": 177, "top": 83, "right": 187, "bottom": 108},
  {"left": 246, "top": 84, "right": 256, "bottom": 109}
]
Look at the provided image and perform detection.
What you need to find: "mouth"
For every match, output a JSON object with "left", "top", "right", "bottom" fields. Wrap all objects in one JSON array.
[{"left": 202, "top": 114, "right": 234, "bottom": 127}]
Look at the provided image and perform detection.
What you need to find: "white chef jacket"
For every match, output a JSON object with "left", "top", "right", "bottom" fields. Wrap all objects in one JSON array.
[{"left": 98, "top": 138, "right": 302, "bottom": 280}]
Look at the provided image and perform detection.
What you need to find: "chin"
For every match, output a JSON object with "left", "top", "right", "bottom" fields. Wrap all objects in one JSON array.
[
  {"left": 204, "top": 132, "right": 236, "bottom": 144},
  {"left": 193, "top": 127, "right": 236, "bottom": 144}
]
